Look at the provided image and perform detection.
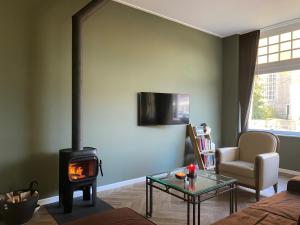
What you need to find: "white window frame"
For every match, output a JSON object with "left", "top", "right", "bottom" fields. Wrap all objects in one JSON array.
[
  {"left": 256, "top": 21, "right": 300, "bottom": 75},
  {"left": 250, "top": 21, "right": 300, "bottom": 136}
]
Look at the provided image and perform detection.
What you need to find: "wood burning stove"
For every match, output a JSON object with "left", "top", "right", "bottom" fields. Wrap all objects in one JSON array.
[
  {"left": 59, "top": 147, "right": 103, "bottom": 213},
  {"left": 59, "top": 0, "right": 107, "bottom": 214}
]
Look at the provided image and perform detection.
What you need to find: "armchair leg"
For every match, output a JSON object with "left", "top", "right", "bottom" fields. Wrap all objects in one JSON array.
[
  {"left": 256, "top": 189, "right": 260, "bottom": 202},
  {"left": 273, "top": 183, "right": 278, "bottom": 193}
]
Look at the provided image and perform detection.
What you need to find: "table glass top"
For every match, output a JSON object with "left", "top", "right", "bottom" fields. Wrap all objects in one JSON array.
[{"left": 147, "top": 168, "right": 236, "bottom": 196}]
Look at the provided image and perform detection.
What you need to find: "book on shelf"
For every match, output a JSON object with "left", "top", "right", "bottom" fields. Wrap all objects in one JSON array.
[
  {"left": 193, "top": 125, "right": 211, "bottom": 136},
  {"left": 196, "top": 136, "right": 212, "bottom": 152},
  {"left": 193, "top": 126, "right": 205, "bottom": 136},
  {"left": 202, "top": 154, "right": 215, "bottom": 170}
]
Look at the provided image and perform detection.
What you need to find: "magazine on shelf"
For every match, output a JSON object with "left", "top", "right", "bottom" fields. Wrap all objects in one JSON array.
[
  {"left": 202, "top": 154, "right": 215, "bottom": 169},
  {"left": 196, "top": 136, "right": 212, "bottom": 151},
  {"left": 193, "top": 126, "right": 205, "bottom": 135}
]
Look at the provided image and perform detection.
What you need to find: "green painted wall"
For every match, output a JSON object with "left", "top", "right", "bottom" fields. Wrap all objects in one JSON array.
[
  {"left": 221, "top": 35, "right": 239, "bottom": 146},
  {"left": 81, "top": 2, "right": 223, "bottom": 186},
  {"left": 221, "top": 35, "right": 300, "bottom": 172},
  {"left": 0, "top": 1, "right": 32, "bottom": 192},
  {"left": 0, "top": 0, "right": 223, "bottom": 197},
  {"left": 278, "top": 136, "right": 300, "bottom": 171}
]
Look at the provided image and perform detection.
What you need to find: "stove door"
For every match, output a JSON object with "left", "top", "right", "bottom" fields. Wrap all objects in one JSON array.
[{"left": 68, "top": 156, "right": 98, "bottom": 182}]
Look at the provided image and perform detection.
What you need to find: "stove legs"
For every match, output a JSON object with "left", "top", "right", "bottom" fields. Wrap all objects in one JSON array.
[
  {"left": 59, "top": 184, "right": 62, "bottom": 207},
  {"left": 92, "top": 182, "right": 97, "bottom": 206},
  {"left": 83, "top": 186, "right": 91, "bottom": 201},
  {"left": 83, "top": 183, "right": 97, "bottom": 205},
  {"left": 60, "top": 181, "right": 97, "bottom": 213},
  {"left": 63, "top": 188, "right": 74, "bottom": 213}
]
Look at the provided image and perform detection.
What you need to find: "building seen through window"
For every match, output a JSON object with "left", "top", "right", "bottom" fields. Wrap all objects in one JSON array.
[{"left": 249, "top": 70, "right": 300, "bottom": 132}]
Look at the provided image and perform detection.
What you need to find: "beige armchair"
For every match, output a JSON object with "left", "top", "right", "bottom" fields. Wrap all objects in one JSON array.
[{"left": 216, "top": 131, "right": 280, "bottom": 201}]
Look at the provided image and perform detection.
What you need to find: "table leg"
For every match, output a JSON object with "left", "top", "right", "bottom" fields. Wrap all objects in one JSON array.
[
  {"left": 150, "top": 180, "right": 153, "bottom": 216},
  {"left": 193, "top": 196, "right": 195, "bottom": 225},
  {"left": 234, "top": 183, "right": 238, "bottom": 212},
  {"left": 146, "top": 178, "right": 149, "bottom": 217},
  {"left": 145, "top": 178, "right": 153, "bottom": 217},
  {"left": 229, "top": 184, "right": 233, "bottom": 214},
  {"left": 198, "top": 196, "right": 200, "bottom": 225},
  {"left": 187, "top": 195, "right": 190, "bottom": 225}
]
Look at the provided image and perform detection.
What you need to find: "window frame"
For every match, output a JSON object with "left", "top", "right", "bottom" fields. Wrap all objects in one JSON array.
[
  {"left": 258, "top": 34, "right": 300, "bottom": 64},
  {"left": 249, "top": 22, "right": 300, "bottom": 136},
  {"left": 248, "top": 128, "right": 300, "bottom": 137},
  {"left": 256, "top": 22, "right": 300, "bottom": 75}
]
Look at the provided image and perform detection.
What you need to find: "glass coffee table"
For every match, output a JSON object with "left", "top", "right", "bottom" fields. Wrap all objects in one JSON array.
[{"left": 146, "top": 168, "right": 237, "bottom": 225}]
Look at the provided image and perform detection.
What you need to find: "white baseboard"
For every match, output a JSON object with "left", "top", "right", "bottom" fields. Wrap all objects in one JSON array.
[
  {"left": 38, "top": 176, "right": 145, "bottom": 206},
  {"left": 96, "top": 176, "right": 145, "bottom": 192},
  {"left": 38, "top": 196, "right": 60, "bottom": 206},
  {"left": 279, "top": 168, "right": 300, "bottom": 176}
]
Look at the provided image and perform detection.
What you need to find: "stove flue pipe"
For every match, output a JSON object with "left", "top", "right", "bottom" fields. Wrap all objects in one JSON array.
[{"left": 72, "top": 0, "right": 109, "bottom": 150}]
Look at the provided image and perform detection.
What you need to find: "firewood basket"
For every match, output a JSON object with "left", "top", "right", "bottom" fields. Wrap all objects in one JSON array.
[{"left": 0, "top": 181, "right": 39, "bottom": 225}]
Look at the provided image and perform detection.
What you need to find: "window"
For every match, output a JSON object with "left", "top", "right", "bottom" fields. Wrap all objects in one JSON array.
[
  {"left": 257, "top": 30, "right": 300, "bottom": 65},
  {"left": 249, "top": 24, "right": 300, "bottom": 134},
  {"left": 249, "top": 70, "right": 300, "bottom": 132}
]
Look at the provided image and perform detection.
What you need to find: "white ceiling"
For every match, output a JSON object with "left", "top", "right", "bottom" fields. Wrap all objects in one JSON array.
[{"left": 114, "top": 0, "right": 300, "bottom": 37}]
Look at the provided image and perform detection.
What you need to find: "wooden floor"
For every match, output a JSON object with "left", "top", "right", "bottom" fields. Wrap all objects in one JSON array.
[{"left": 25, "top": 173, "right": 292, "bottom": 225}]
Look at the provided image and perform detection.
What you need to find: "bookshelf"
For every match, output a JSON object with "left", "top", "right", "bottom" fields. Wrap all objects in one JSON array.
[{"left": 187, "top": 124, "right": 216, "bottom": 170}]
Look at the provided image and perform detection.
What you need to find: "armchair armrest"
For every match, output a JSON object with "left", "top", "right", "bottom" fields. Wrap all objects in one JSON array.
[
  {"left": 216, "top": 147, "right": 239, "bottom": 163},
  {"left": 215, "top": 147, "right": 239, "bottom": 174},
  {"left": 255, "top": 152, "right": 279, "bottom": 190}
]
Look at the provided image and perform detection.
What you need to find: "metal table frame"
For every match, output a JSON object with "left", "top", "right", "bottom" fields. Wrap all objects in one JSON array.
[{"left": 146, "top": 177, "right": 237, "bottom": 225}]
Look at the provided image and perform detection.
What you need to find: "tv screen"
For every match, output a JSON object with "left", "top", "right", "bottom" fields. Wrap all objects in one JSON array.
[{"left": 138, "top": 92, "right": 190, "bottom": 125}]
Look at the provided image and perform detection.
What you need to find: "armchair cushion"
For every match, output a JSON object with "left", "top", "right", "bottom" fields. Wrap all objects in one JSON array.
[
  {"left": 219, "top": 160, "right": 254, "bottom": 178},
  {"left": 239, "top": 132, "right": 278, "bottom": 163}
]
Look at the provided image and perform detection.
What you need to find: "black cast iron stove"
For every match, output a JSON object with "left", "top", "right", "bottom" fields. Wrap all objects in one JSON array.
[{"left": 59, "top": 147, "right": 103, "bottom": 213}]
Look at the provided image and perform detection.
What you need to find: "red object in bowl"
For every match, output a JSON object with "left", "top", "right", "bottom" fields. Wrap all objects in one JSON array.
[{"left": 187, "top": 164, "right": 196, "bottom": 175}]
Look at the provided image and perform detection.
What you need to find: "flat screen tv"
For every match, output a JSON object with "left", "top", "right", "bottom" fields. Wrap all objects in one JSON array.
[{"left": 138, "top": 92, "right": 190, "bottom": 125}]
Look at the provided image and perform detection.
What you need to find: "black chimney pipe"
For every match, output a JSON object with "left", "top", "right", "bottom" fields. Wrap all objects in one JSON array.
[{"left": 72, "top": 0, "right": 109, "bottom": 150}]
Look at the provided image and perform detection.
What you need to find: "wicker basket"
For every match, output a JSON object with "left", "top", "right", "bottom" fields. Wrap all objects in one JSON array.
[{"left": 0, "top": 181, "right": 39, "bottom": 225}]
